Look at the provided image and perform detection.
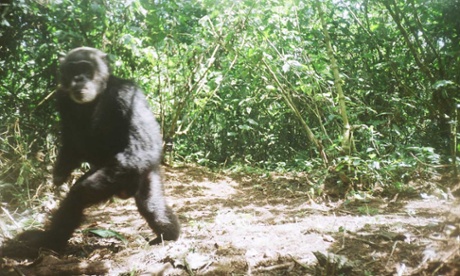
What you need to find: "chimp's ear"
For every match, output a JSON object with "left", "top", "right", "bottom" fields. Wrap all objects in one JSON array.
[
  {"left": 98, "top": 51, "right": 109, "bottom": 65},
  {"left": 58, "top": 52, "right": 66, "bottom": 64}
]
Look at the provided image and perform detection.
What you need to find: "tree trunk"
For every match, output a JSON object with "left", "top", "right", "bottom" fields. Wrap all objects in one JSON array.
[{"left": 315, "top": 0, "right": 352, "bottom": 154}]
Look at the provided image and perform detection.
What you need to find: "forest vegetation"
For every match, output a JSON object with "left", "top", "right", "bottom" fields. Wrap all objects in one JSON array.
[{"left": 1, "top": 0, "right": 459, "bottom": 202}]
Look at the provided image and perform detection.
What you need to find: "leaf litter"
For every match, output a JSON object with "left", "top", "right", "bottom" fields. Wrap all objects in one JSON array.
[{"left": 1, "top": 166, "right": 459, "bottom": 275}]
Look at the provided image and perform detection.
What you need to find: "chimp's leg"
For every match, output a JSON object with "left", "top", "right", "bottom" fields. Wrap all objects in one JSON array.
[
  {"left": 135, "top": 168, "right": 180, "bottom": 245},
  {"left": 39, "top": 167, "right": 130, "bottom": 251}
]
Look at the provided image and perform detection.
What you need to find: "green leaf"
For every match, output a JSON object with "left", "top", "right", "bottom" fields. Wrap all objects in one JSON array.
[
  {"left": 85, "top": 228, "right": 128, "bottom": 243},
  {"left": 247, "top": 118, "right": 258, "bottom": 125},
  {"left": 433, "top": 80, "right": 456, "bottom": 89},
  {"left": 238, "top": 125, "right": 252, "bottom": 130}
]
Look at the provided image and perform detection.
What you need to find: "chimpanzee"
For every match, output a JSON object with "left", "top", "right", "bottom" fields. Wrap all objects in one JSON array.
[{"left": 14, "top": 47, "right": 180, "bottom": 254}]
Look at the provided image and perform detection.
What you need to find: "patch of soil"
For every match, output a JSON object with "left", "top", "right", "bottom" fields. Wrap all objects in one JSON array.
[{"left": 1, "top": 166, "right": 460, "bottom": 275}]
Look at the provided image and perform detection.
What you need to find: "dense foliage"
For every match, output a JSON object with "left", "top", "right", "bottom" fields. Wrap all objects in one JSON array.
[{"left": 1, "top": 0, "right": 459, "bottom": 202}]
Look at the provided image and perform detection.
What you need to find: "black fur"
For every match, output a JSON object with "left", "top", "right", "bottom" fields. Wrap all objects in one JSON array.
[{"left": 5, "top": 48, "right": 180, "bottom": 257}]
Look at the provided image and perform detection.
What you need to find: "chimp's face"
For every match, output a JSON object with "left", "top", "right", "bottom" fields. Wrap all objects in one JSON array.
[{"left": 59, "top": 47, "right": 110, "bottom": 104}]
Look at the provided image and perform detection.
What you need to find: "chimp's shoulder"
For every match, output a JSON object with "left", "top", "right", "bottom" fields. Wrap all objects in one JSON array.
[
  {"left": 107, "top": 75, "right": 138, "bottom": 90},
  {"left": 105, "top": 76, "right": 144, "bottom": 106}
]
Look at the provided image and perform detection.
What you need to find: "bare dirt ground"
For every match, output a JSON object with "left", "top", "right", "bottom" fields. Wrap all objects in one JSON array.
[{"left": 1, "top": 166, "right": 460, "bottom": 275}]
